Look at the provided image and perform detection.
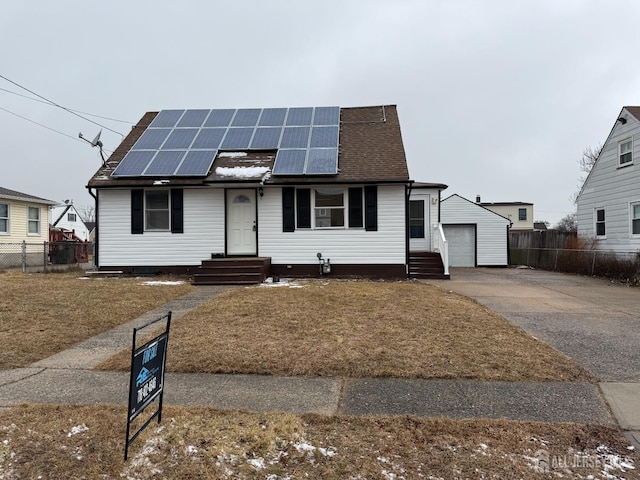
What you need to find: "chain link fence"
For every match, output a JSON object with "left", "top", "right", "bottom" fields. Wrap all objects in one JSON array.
[
  {"left": 0, "top": 241, "right": 94, "bottom": 272},
  {"left": 511, "top": 247, "right": 640, "bottom": 281}
]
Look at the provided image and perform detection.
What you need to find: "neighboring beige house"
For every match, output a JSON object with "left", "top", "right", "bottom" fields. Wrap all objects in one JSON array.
[
  {"left": 476, "top": 198, "right": 534, "bottom": 231},
  {"left": 0, "top": 186, "right": 57, "bottom": 243}
]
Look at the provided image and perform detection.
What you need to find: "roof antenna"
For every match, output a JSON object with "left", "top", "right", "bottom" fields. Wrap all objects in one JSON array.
[{"left": 79, "top": 129, "right": 106, "bottom": 167}]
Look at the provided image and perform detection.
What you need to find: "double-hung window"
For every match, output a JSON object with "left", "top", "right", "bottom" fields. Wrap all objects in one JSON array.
[
  {"left": 595, "top": 208, "right": 606, "bottom": 237},
  {"left": 0, "top": 203, "right": 8, "bottom": 234},
  {"left": 314, "top": 188, "right": 344, "bottom": 228},
  {"left": 145, "top": 190, "right": 170, "bottom": 230},
  {"left": 619, "top": 139, "right": 633, "bottom": 167},
  {"left": 68, "top": 212, "right": 76, "bottom": 222},
  {"left": 518, "top": 208, "right": 527, "bottom": 221},
  {"left": 631, "top": 203, "right": 640, "bottom": 236},
  {"left": 28, "top": 206, "right": 40, "bottom": 235}
]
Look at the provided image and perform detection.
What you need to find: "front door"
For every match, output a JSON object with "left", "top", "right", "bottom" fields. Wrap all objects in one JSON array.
[
  {"left": 409, "top": 194, "right": 430, "bottom": 251},
  {"left": 226, "top": 189, "right": 257, "bottom": 255}
]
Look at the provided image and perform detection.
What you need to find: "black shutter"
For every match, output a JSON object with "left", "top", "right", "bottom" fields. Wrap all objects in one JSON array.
[
  {"left": 364, "top": 185, "right": 378, "bottom": 231},
  {"left": 171, "top": 189, "right": 184, "bottom": 234},
  {"left": 131, "top": 189, "right": 144, "bottom": 235},
  {"left": 348, "top": 187, "right": 363, "bottom": 228},
  {"left": 296, "top": 189, "right": 311, "bottom": 228},
  {"left": 282, "top": 187, "right": 295, "bottom": 232}
]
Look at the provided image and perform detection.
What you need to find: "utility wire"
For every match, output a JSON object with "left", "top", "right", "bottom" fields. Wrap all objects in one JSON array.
[
  {"left": 0, "top": 106, "right": 114, "bottom": 155},
  {"left": 0, "top": 74, "right": 125, "bottom": 137},
  {"left": 0, "top": 86, "right": 133, "bottom": 124}
]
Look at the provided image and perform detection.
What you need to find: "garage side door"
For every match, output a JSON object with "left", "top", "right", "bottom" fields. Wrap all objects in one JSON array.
[{"left": 443, "top": 224, "right": 476, "bottom": 267}]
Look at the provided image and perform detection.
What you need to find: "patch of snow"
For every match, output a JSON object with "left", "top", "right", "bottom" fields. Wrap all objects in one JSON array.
[
  {"left": 260, "top": 277, "right": 305, "bottom": 288},
  {"left": 153, "top": 180, "right": 170, "bottom": 185},
  {"left": 67, "top": 424, "right": 88, "bottom": 437},
  {"left": 218, "top": 152, "right": 248, "bottom": 158},
  {"left": 215, "top": 166, "right": 270, "bottom": 178},
  {"left": 247, "top": 457, "right": 266, "bottom": 470},
  {"left": 185, "top": 445, "right": 198, "bottom": 455},
  {"left": 292, "top": 441, "right": 337, "bottom": 458},
  {"left": 141, "top": 280, "right": 184, "bottom": 286}
]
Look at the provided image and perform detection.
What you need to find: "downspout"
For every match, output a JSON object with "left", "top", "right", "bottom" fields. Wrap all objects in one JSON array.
[{"left": 87, "top": 187, "right": 98, "bottom": 268}]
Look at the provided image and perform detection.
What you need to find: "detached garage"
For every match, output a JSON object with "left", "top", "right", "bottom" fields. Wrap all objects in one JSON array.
[{"left": 441, "top": 194, "right": 511, "bottom": 267}]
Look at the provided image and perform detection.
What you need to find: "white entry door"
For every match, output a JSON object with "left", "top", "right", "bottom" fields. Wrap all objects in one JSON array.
[
  {"left": 409, "top": 194, "right": 430, "bottom": 251},
  {"left": 226, "top": 189, "right": 257, "bottom": 255}
]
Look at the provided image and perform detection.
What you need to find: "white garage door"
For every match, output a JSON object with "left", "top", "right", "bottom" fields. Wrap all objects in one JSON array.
[{"left": 443, "top": 225, "right": 475, "bottom": 267}]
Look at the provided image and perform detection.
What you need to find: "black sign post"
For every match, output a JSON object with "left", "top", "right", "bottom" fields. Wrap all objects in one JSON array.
[{"left": 124, "top": 311, "right": 171, "bottom": 461}]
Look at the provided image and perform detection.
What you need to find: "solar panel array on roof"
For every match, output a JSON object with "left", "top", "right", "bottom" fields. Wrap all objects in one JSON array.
[{"left": 111, "top": 106, "right": 340, "bottom": 177}]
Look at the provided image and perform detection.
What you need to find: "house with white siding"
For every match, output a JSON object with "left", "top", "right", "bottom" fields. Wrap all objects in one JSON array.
[
  {"left": 87, "top": 105, "right": 450, "bottom": 283},
  {"left": 440, "top": 194, "right": 511, "bottom": 267},
  {"left": 51, "top": 203, "right": 90, "bottom": 241},
  {"left": 577, "top": 106, "right": 640, "bottom": 253}
]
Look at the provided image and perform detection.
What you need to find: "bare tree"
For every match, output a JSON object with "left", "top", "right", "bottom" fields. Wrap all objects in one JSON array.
[
  {"left": 78, "top": 204, "right": 95, "bottom": 223},
  {"left": 555, "top": 212, "right": 577, "bottom": 233},
  {"left": 572, "top": 144, "right": 602, "bottom": 203}
]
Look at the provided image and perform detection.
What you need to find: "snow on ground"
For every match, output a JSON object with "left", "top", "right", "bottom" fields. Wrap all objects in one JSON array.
[
  {"left": 140, "top": 280, "right": 184, "bottom": 286},
  {"left": 260, "top": 277, "right": 305, "bottom": 288}
]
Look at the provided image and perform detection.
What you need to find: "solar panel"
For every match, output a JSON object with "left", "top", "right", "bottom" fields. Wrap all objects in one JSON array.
[
  {"left": 286, "top": 107, "right": 313, "bottom": 126},
  {"left": 144, "top": 151, "right": 186, "bottom": 175},
  {"left": 177, "top": 109, "right": 210, "bottom": 128},
  {"left": 258, "top": 108, "right": 287, "bottom": 126},
  {"left": 204, "top": 109, "right": 235, "bottom": 127},
  {"left": 192, "top": 128, "right": 226, "bottom": 149},
  {"left": 175, "top": 150, "right": 217, "bottom": 176},
  {"left": 305, "top": 148, "right": 338, "bottom": 174},
  {"left": 161, "top": 128, "right": 198, "bottom": 149},
  {"left": 221, "top": 127, "right": 254, "bottom": 149},
  {"left": 149, "top": 110, "right": 184, "bottom": 128},
  {"left": 313, "top": 106, "right": 340, "bottom": 126},
  {"left": 232, "top": 108, "right": 261, "bottom": 127},
  {"left": 114, "top": 107, "right": 341, "bottom": 178},
  {"left": 131, "top": 128, "right": 171, "bottom": 150},
  {"left": 112, "top": 151, "right": 156, "bottom": 176},
  {"left": 280, "top": 126, "right": 310, "bottom": 148},
  {"left": 310, "top": 126, "right": 339, "bottom": 148},
  {"left": 273, "top": 149, "right": 306, "bottom": 175},
  {"left": 250, "top": 127, "right": 282, "bottom": 149}
]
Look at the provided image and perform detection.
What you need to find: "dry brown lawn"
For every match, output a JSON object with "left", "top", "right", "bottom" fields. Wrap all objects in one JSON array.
[
  {"left": 0, "top": 404, "right": 636, "bottom": 479},
  {"left": 98, "top": 280, "right": 594, "bottom": 382},
  {"left": 0, "top": 270, "right": 194, "bottom": 369}
]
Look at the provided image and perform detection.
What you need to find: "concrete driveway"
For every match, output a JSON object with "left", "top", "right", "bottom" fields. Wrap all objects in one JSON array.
[{"left": 426, "top": 267, "right": 640, "bottom": 438}]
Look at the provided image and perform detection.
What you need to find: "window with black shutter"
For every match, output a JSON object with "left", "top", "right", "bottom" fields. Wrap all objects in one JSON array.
[
  {"left": 364, "top": 185, "right": 377, "bottom": 231},
  {"left": 348, "top": 187, "right": 363, "bottom": 228},
  {"left": 282, "top": 187, "right": 295, "bottom": 232},
  {"left": 171, "top": 189, "right": 184, "bottom": 233},
  {"left": 131, "top": 189, "right": 144, "bottom": 234},
  {"left": 296, "top": 189, "right": 311, "bottom": 228}
]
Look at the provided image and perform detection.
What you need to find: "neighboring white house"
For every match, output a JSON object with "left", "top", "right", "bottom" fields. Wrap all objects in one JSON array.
[
  {"left": 51, "top": 203, "right": 90, "bottom": 241},
  {"left": 441, "top": 194, "right": 511, "bottom": 267},
  {"left": 86, "top": 106, "right": 450, "bottom": 281},
  {"left": 577, "top": 106, "right": 640, "bottom": 253},
  {"left": 478, "top": 199, "right": 534, "bottom": 231}
]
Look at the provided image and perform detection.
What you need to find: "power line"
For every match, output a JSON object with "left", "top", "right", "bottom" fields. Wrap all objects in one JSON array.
[
  {"left": 0, "top": 73, "right": 125, "bottom": 137},
  {"left": 0, "top": 86, "right": 133, "bottom": 124},
  {"left": 0, "top": 106, "right": 114, "bottom": 156}
]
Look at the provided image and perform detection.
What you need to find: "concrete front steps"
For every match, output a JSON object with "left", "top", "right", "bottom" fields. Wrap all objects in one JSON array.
[
  {"left": 409, "top": 251, "right": 449, "bottom": 279},
  {"left": 192, "top": 257, "right": 271, "bottom": 285}
]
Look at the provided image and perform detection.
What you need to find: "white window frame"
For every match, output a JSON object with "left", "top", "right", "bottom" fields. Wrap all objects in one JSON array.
[
  {"left": 0, "top": 203, "right": 9, "bottom": 234},
  {"left": 518, "top": 207, "right": 527, "bottom": 221},
  {"left": 619, "top": 138, "right": 633, "bottom": 167},
  {"left": 595, "top": 207, "right": 606, "bottom": 238},
  {"left": 630, "top": 202, "right": 640, "bottom": 237},
  {"left": 313, "top": 188, "right": 345, "bottom": 229},
  {"left": 145, "top": 190, "right": 170, "bottom": 231},
  {"left": 27, "top": 206, "right": 40, "bottom": 235}
]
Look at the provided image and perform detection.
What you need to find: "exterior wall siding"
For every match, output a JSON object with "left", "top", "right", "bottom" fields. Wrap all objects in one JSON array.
[
  {"left": 0, "top": 199, "right": 50, "bottom": 246},
  {"left": 441, "top": 195, "right": 510, "bottom": 266},
  {"left": 577, "top": 109, "right": 640, "bottom": 253},
  {"left": 258, "top": 185, "right": 406, "bottom": 265},
  {"left": 98, "top": 188, "right": 225, "bottom": 266}
]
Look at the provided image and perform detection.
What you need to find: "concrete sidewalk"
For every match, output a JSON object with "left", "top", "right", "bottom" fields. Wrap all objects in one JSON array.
[{"left": 0, "top": 276, "right": 631, "bottom": 444}]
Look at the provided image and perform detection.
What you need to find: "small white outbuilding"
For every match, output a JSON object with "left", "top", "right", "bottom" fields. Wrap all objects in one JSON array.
[{"left": 440, "top": 194, "right": 511, "bottom": 267}]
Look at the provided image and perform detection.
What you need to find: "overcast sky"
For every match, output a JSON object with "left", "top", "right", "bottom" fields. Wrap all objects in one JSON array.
[{"left": 2, "top": 0, "right": 640, "bottom": 225}]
